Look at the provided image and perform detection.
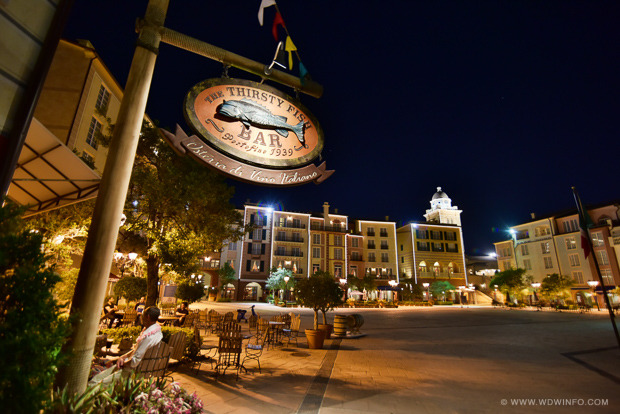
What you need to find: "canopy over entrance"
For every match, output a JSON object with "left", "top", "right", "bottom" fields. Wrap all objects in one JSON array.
[{"left": 7, "top": 118, "right": 100, "bottom": 217}]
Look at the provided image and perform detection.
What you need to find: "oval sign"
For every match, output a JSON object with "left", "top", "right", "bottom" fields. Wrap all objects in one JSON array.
[{"left": 184, "top": 78, "right": 324, "bottom": 169}]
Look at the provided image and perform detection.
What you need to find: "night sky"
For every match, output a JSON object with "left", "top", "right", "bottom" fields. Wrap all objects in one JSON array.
[{"left": 62, "top": 1, "right": 620, "bottom": 255}]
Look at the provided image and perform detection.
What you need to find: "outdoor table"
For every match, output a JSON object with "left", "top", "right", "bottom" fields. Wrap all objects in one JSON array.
[
  {"left": 158, "top": 315, "right": 178, "bottom": 326},
  {"left": 267, "top": 321, "right": 285, "bottom": 346}
]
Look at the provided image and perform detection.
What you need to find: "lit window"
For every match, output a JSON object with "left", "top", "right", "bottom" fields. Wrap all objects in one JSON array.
[
  {"left": 95, "top": 85, "right": 110, "bottom": 112},
  {"left": 565, "top": 237, "right": 576, "bottom": 250},
  {"left": 86, "top": 117, "right": 101, "bottom": 149},
  {"left": 569, "top": 254, "right": 580, "bottom": 267},
  {"left": 591, "top": 233, "right": 605, "bottom": 247}
]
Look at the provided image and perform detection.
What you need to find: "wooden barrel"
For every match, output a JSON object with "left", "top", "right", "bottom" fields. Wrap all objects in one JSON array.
[
  {"left": 333, "top": 314, "right": 348, "bottom": 337},
  {"left": 348, "top": 314, "right": 364, "bottom": 334}
]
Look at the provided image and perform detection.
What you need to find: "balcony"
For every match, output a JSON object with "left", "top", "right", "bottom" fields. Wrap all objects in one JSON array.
[
  {"left": 273, "top": 250, "right": 304, "bottom": 258},
  {"left": 311, "top": 224, "right": 348, "bottom": 233},
  {"left": 381, "top": 245, "right": 389, "bottom": 250},
  {"left": 367, "top": 231, "right": 375, "bottom": 237},
  {"left": 275, "top": 235, "right": 304, "bottom": 243},
  {"left": 380, "top": 231, "right": 388, "bottom": 237},
  {"left": 274, "top": 222, "right": 306, "bottom": 229}
]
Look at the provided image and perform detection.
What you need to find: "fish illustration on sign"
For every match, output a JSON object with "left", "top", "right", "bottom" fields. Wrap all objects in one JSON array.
[{"left": 216, "top": 98, "right": 306, "bottom": 147}]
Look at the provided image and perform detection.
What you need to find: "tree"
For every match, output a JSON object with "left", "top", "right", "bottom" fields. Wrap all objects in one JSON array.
[
  {"left": 295, "top": 271, "right": 342, "bottom": 329},
  {"left": 175, "top": 281, "right": 205, "bottom": 303},
  {"left": 122, "top": 122, "right": 248, "bottom": 306},
  {"left": 430, "top": 281, "right": 456, "bottom": 301},
  {"left": 540, "top": 273, "right": 574, "bottom": 302},
  {"left": 347, "top": 273, "right": 376, "bottom": 294},
  {"left": 113, "top": 276, "right": 147, "bottom": 302},
  {"left": 0, "top": 201, "right": 71, "bottom": 413},
  {"left": 399, "top": 283, "right": 423, "bottom": 301},
  {"left": 490, "top": 268, "right": 527, "bottom": 302},
  {"left": 266, "top": 267, "right": 294, "bottom": 295},
  {"left": 218, "top": 261, "right": 236, "bottom": 290}
]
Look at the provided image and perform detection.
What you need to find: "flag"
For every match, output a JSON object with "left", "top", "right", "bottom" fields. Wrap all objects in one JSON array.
[
  {"left": 299, "top": 61, "right": 308, "bottom": 85},
  {"left": 272, "top": 12, "right": 285, "bottom": 41},
  {"left": 572, "top": 187, "right": 593, "bottom": 259},
  {"left": 285, "top": 36, "right": 297, "bottom": 69},
  {"left": 258, "top": 0, "right": 276, "bottom": 26}
]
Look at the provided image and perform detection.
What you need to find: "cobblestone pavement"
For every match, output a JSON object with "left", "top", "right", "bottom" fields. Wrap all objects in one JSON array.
[{"left": 171, "top": 302, "right": 620, "bottom": 413}]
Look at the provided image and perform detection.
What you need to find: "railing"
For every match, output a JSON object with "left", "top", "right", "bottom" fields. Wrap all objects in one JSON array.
[
  {"left": 275, "top": 235, "right": 304, "bottom": 243},
  {"left": 274, "top": 222, "right": 306, "bottom": 229},
  {"left": 311, "top": 224, "right": 348, "bottom": 233},
  {"left": 273, "top": 250, "right": 304, "bottom": 257},
  {"left": 367, "top": 232, "right": 375, "bottom": 237},
  {"left": 380, "top": 232, "right": 388, "bottom": 237},
  {"left": 381, "top": 245, "right": 389, "bottom": 250}
]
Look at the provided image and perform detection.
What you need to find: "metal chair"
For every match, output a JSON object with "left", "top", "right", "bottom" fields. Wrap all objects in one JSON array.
[
  {"left": 191, "top": 326, "right": 217, "bottom": 372},
  {"left": 182, "top": 312, "right": 196, "bottom": 328},
  {"left": 242, "top": 343, "right": 263, "bottom": 373},
  {"left": 248, "top": 314, "right": 259, "bottom": 334},
  {"left": 215, "top": 330, "right": 244, "bottom": 380},
  {"left": 282, "top": 314, "right": 301, "bottom": 347}
]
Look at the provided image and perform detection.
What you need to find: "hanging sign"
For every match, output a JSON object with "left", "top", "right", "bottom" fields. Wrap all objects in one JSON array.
[{"left": 161, "top": 78, "right": 333, "bottom": 186}]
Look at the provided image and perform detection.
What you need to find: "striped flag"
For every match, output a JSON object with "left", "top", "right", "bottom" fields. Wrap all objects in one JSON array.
[{"left": 572, "top": 187, "right": 593, "bottom": 259}]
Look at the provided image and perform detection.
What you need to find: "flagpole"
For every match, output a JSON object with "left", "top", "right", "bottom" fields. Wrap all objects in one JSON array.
[{"left": 572, "top": 186, "right": 620, "bottom": 349}]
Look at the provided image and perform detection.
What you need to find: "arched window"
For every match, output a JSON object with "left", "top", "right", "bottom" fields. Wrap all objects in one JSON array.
[
  {"left": 448, "top": 262, "right": 458, "bottom": 274},
  {"left": 419, "top": 261, "right": 427, "bottom": 273},
  {"left": 433, "top": 262, "right": 441, "bottom": 275}
]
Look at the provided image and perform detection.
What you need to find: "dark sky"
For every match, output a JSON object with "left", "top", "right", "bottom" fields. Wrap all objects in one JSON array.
[{"left": 62, "top": 1, "right": 620, "bottom": 255}]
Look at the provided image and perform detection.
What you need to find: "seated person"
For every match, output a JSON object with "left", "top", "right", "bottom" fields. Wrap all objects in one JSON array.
[
  {"left": 173, "top": 302, "right": 189, "bottom": 327},
  {"left": 134, "top": 296, "right": 146, "bottom": 325},
  {"left": 103, "top": 298, "right": 123, "bottom": 328},
  {"left": 90, "top": 306, "right": 163, "bottom": 383}
]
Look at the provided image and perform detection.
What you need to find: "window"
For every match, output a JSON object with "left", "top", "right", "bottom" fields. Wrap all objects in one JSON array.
[
  {"left": 292, "top": 218, "right": 301, "bottom": 228},
  {"left": 569, "top": 254, "right": 580, "bottom": 267},
  {"left": 312, "top": 264, "right": 320, "bottom": 274},
  {"left": 596, "top": 250, "right": 609, "bottom": 266},
  {"left": 534, "top": 226, "right": 551, "bottom": 237},
  {"left": 563, "top": 219, "right": 579, "bottom": 233},
  {"left": 350, "top": 265, "right": 357, "bottom": 277},
  {"left": 292, "top": 232, "right": 301, "bottom": 242},
  {"left": 351, "top": 238, "right": 359, "bottom": 247},
  {"left": 515, "top": 230, "right": 529, "bottom": 240},
  {"left": 416, "top": 229, "right": 428, "bottom": 239},
  {"left": 210, "top": 259, "right": 220, "bottom": 268},
  {"left": 446, "top": 243, "right": 458, "bottom": 253},
  {"left": 400, "top": 244, "right": 403, "bottom": 251},
  {"left": 380, "top": 240, "right": 388, "bottom": 250},
  {"left": 401, "top": 256, "right": 404, "bottom": 263},
  {"left": 247, "top": 260, "right": 264, "bottom": 272},
  {"left": 351, "top": 251, "right": 362, "bottom": 261},
  {"left": 544, "top": 257, "right": 553, "bottom": 269},
  {"left": 312, "top": 247, "right": 321, "bottom": 258},
  {"left": 291, "top": 247, "right": 301, "bottom": 257},
  {"left": 277, "top": 231, "right": 286, "bottom": 241},
  {"left": 86, "top": 117, "right": 101, "bottom": 149},
  {"left": 521, "top": 245, "right": 529, "bottom": 256},
  {"left": 368, "top": 252, "right": 376, "bottom": 262},
  {"left": 541, "top": 242, "right": 550, "bottom": 254},
  {"left": 565, "top": 237, "right": 576, "bottom": 250},
  {"left": 334, "top": 235, "right": 343, "bottom": 246},
  {"left": 367, "top": 227, "right": 375, "bottom": 236},
  {"left": 444, "top": 232, "right": 457, "bottom": 241},
  {"left": 417, "top": 241, "right": 429, "bottom": 251},
  {"left": 381, "top": 253, "right": 388, "bottom": 263},
  {"left": 572, "top": 271, "right": 584, "bottom": 284},
  {"left": 367, "top": 240, "right": 375, "bottom": 249},
  {"left": 592, "top": 232, "right": 605, "bottom": 247},
  {"left": 334, "top": 264, "right": 342, "bottom": 277},
  {"left": 523, "top": 259, "right": 532, "bottom": 270},
  {"left": 334, "top": 248, "right": 343, "bottom": 260},
  {"left": 430, "top": 230, "right": 442, "bottom": 240},
  {"left": 380, "top": 228, "right": 388, "bottom": 237},
  {"left": 228, "top": 242, "right": 237, "bottom": 251},
  {"left": 312, "top": 234, "right": 321, "bottom": 244},
  {"left": 95, "top": 85, "right": 110, "bottom": 112},
  {"left": 80, "top": 151, "right": 94, "bottom": 167},
  {"left": 431, "top": 242, "right": 444, "bottom": 252},
  {"left": 601, "top": 269, "right": 614, "bottom": 285}
]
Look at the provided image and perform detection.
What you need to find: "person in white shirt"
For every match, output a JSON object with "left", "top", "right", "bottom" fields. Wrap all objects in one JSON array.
[{"left": 115, "top": 306, "right": 163, "bottom": 370}]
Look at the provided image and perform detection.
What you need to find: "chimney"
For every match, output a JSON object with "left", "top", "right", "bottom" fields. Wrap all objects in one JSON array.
[
  {"left": 323, "top": 202, "right": 330, "bottom": 220},
  {"left": 385, "top": 215, "right": 389, "bottom": 221},
  {"left": 334, "top": 208, "right": 339, "bottom": 214},
  {"left": 531, "top": 212, "right": 536, "bottom": 220}
]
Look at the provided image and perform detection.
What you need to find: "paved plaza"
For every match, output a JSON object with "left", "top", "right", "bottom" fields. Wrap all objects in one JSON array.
[{"left": 172, "top": 302, "right": 620, "bottom": 413}]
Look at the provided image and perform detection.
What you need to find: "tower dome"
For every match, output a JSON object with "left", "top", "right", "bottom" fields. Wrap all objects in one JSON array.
[{"left": 424, "top": 186, "right": 462, "bottom": 226}]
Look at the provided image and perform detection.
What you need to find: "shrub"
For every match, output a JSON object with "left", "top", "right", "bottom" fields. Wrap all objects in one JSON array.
[
  {"left": 217, "top": 297, "right": 231, "bottom": 302},
  {"left": 0, "top": 201, "right": 72, "bottom": 414},
  {"left": 175, "top": 282, "right": 205, "bottom": 303},
  {"left": 113, "top": 276, "right": 147, "bottom": 302}
]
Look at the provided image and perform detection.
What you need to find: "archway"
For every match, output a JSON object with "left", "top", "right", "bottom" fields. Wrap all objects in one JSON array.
[
  {"left": 221, "top": 283, "right": 236, "bottom": 300},
  {"left": 243, "top": 282, "right": 263, "bottom": 301}
]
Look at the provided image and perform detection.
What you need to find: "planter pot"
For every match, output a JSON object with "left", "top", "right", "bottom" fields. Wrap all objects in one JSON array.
[
  {"left": 305, "top": 329, "right": 326, "bottom": 349},
  {"left": 318, "top": 324, "right": 333, "bottom": 339}
]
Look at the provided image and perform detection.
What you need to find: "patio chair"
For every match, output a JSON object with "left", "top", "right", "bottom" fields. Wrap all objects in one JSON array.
[
  {"left": 190, "top": 326, "right": 217, "bottom": 372},
  {"left": 221, "top": 321, "right": 241, "bottom": 334},
  {"left": 223, "top": 311, "right": 235, "bottom": 323},
  {"left": 282, "top": 314, "right": 301, "bottom": 347},
  {"left": 166, "top": 331, "right": 187, "bottom": 371},
  {"left": 242, "top": 342, "right": 263, "bottom": 373},
  {"left": 215, "top": 330, "right": 244, "bottom": 380},
  {"left": 248, "top": 314, "right": 259, "bottom": 334},
  {"left": 121, "top": 309, "right": 137, "bottom": 327},
  {"left": 196, "top": 309, "right": 209, "bottom": 334},
  {"left": 255, "top": 318, "right": 270, "bottom": 346},
  {"left": 135, "top": 341, "right": 172, "bottom": 379},
  {"left": 182, "top": 312, "right": 197, "bottom": 328},
  {"left": 208, "top": 310, "right": 221, "bottom": 334}
]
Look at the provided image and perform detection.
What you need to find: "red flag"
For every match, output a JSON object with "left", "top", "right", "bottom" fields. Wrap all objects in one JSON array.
[{"left": 272, "top": 12, "right": 285, "bottom": 41}]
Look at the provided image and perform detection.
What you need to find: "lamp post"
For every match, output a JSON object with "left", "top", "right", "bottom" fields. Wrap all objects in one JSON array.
[
  {"left": 423, "top": 282, "right": 430, "bottom": 302},
  {"left": 340, "top": 278, "right": 347, "bottom": 302},
  {"left": 531, "top": 282, "right": 541, "bottom": 305},
  {"left": 587, "top": 280, "right": 600, "bottom": 311},
  {"left": 283, "top": 275, "right": 290, "bottom": 305}
]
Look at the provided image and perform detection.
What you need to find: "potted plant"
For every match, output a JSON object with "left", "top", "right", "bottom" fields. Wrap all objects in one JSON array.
[{"left": 295, "top": 271, "right": 343, "bottom": 348}]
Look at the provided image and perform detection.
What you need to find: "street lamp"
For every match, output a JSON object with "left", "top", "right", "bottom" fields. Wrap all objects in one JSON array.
[
  {"left": 423, "top": 282, "right": 430, "bottom": 302},
  {"left": 531, "top": 282, "right": 541, "bottom": 305},
  {"left": 283, "top": 275, "right": 290, "bottom": 305},
  {"left": 587, "top": 280, "right": 600, "bottom": 311}
]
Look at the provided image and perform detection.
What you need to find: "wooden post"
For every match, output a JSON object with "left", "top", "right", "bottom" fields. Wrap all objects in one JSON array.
[{"left": 55, "top": 0, "right": 169, "bottom": 394}]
